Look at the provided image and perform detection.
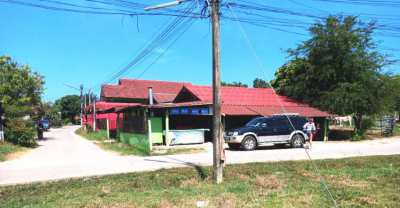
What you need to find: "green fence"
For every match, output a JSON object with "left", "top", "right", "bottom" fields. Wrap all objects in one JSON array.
[{"left": 119, "top": 132, "right": 150, "bottom": 155}]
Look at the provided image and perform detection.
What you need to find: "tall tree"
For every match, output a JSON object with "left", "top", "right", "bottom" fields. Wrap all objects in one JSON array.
[
  {"left": 55, "top": 95, "right": 81, "bottom": 124},
  {"left": 388, "top": 75, "right": 400, "bottom": 119},
  {"left": 0, "top": 56, "right": 44, "bottom": 146},
  {"left": 221, "top": 81, "right": 248, "bottom": 88},
  {"left": 271, "top": 16, "right": 392, "bottom": 134},
  {"left": 253, "top": 78, "right": 270, "bottom": 88}
]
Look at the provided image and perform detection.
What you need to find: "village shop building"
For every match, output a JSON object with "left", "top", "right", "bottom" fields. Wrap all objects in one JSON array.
[{"left": 88, "top": 79, "right": 330, "bottom": 148}]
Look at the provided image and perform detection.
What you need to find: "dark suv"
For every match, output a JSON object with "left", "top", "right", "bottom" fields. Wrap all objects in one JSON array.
[{"left": 224, "top": 115, "right": 309, "bottom": 150}]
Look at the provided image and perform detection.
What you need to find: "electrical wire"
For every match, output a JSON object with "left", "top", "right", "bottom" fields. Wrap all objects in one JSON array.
[
  {"left": 226, "top": 4, "right": 339, "bottom": 207},
  {"left": 88, "top": 1, "right": 199, "bottom": 92}
]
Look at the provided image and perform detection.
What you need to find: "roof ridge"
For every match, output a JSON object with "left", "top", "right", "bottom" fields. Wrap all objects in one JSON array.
[{"left": 119, "top": 78, "right": 191, "bottom": 85}]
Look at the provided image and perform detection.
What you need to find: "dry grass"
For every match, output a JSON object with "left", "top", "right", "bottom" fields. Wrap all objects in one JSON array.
[
  {"left": 1, "top": 155, "right": 400, "bottom": 208},
  {"left": 214, "top": 194, "right": 238, "bottom": 208}
]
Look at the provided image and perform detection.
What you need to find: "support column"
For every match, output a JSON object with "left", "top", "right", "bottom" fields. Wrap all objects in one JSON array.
[
  {"left": 324, "top": 118, "right": 329, "bottom": 142},
  {"left": 106, "top": 118, "right": 110, "bottom": 139},
  {"left": 165, "top": 110, "right": 170, "bottom": 146},
  {"left": 147, "top": 118, "right": 153, "bottom": 152},
  {"left": 116, "top": 112, "right": 120, "bottom": 139}
]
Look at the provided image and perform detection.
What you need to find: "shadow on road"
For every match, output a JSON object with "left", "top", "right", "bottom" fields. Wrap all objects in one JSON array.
[{"left": 226, "top": 144, "right": 292, "bottom": 152}]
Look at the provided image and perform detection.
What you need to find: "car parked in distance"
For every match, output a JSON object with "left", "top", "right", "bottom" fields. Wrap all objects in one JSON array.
[
  {"left": 224, "top": 115, "right": 309, "bottom": 151},
  {"left": 40, "top": 119, "right": 50, "bottom": 131}
]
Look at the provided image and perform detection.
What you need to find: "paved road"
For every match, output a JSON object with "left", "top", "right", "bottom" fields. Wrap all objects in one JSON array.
[{"left": 1, "top": 126, "right": 400, "bottom": 186}]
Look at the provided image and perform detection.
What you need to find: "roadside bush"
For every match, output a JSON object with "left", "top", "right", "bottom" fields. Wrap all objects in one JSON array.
[
  {"left": 360, "top": 117, "right": 375, "bottom": 133},
  {"left": 4, "top": 118, "right": 37, "bottom": 147},
  {"left": 351, "top": 117, "right": 375, "bottom": 141},
  {"left": 351, "top": 132, "right": 364, "bottom": 141}
]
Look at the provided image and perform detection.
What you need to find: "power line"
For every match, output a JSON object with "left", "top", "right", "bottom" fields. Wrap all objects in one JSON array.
[
  {"left": 0, "top": 0, "right": 201, "bottom": 18},
  {"left": 89, "top": 1, "right": 199, "bottom": 91},
  {"left": 104, "top": 2, "right": 197, "bottom": 84},
  {"left": 226, "top": 4, "right": 339, "bottom": 207}
]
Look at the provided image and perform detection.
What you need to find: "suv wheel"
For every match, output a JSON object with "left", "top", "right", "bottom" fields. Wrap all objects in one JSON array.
[
  {"left": 291, "top": 134, "right": 304, "bottom": 148},
  {"left": 241, "top": 135, "right": 257, "bottom": 151}
]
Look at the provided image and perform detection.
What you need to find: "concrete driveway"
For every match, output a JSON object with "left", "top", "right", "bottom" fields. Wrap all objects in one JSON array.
[{"left": 1, "top": 125, "right": 399, "bottom": 186}]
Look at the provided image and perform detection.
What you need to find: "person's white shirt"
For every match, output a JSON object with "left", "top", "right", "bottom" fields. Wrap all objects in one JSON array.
[{"left": 303, "top": 122, "right": 316, "bottom": 132}]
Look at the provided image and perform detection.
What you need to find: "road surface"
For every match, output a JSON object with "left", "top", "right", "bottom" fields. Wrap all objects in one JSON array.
[{"left": 1, "top": 125, "right": 399, "bottom": 186}]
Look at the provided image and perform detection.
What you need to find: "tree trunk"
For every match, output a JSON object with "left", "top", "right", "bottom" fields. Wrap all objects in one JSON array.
[{"left": 353, "top": 114, "right": 363, "bottom": 134}]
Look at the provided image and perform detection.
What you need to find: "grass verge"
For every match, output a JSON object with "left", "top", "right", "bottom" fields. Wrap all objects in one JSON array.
[
  {"left": 76, "top": 128, "right": 206, "bottom": 156},
  {"left": 394, "top": 123, "right": 400, "bottom": 136},
  {"left": 0, "top": 142, "right": 27, "bottom": 162},
  {"left": 75, "top": 128, "right": 148, "bottom": 156},
  {"left": 1, "top": 155, "right": 399, "bottom": 207},
  {"left": 152, "top": 147, "right": 206, "bottom": 156}
]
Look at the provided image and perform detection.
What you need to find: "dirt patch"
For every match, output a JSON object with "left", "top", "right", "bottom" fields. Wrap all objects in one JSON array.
[
  {"left": 5, "top": 148, "right": 29, "bottom": 161},
  {"left": 214, "top": 195, "right": 238, "bottom": 208},
  {"left": 327, "top": 175, "right": 369, "bottom": 188},
  {"left": 255, "top": 175, "right": 282, "bottom": 190},
  {"left": 301, "top": 172, "right": 369, "bottom": 188},
  {"left": 158, "top": 200, "right": 175, "bottom": 208},
  {"left": 227, "top": 172, "right": 251, "bottom": 181},
  {"left": 84, "top": 201, "right": 138, "bottom": 208},
  {"left": 179, "top": 177, "right": 200, "bottom": 188},
  {"left": 357, "top": 196, "right": 377, "bottom": 205}
]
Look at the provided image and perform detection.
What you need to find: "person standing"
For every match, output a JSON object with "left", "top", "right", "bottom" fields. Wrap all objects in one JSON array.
[{"left": 303, "top": 118, "right": 316, "bottom": 148}]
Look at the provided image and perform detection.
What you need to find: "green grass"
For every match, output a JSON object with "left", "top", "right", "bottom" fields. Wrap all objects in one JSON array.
[
  {"left": 152, "top": 147, "right": 206, "bottom": 156},
  {"left": 75, "top": 128, "right": 149, "bottom": 156},
  {"left": 75, "top": 128, "right": 108, "bottom": 141},
  {"left": 99, "top": 142, "right": 149, "bottom": 156},
  {"left": 1, "top": 155, "right": 399, "bottom": 208},
  {"left": 0, "top": 142, "right": 27, "bottom": 161}
]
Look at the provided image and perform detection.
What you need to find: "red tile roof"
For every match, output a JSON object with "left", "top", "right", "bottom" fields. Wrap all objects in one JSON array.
[
  {"left": 179, "top": 85, "right": 330, "bottom": 117},
  {"left": 101, "top": 79, "right": 190, "bottom": 103}
]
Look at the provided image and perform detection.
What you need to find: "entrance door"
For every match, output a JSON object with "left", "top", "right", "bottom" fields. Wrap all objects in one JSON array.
[{"left": 150, "top": 117, "right": 163, "bottom": 144}]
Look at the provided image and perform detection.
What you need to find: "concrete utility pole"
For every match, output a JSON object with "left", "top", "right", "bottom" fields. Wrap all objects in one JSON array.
[
  {"left": 211, "top": 0, "right": 224, "bottom": 184},
  {"left": 145, "top": 0, "right": 224, "bottom": 183},
  {"left": 80, "top": 85, "right": 84, "bottom": 128},
  {"left": 92, "top": 93, "right": 96, "bottom": 131},
  {"left": 0, "top": 102, "right": 4, "bottom": 143}
]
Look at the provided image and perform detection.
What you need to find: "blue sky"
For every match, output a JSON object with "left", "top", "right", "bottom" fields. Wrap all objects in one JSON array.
[{"left": 1, "top": 0, "right": 399, "bottom": 101}]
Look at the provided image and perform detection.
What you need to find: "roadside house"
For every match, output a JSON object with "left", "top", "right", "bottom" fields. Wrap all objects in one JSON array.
[{"left": 88, "top": 79, "right": 331, "bottom": 147}]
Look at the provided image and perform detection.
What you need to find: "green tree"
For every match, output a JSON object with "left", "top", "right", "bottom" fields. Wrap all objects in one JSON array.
[
  {"left": 55, "top": 95, "right": 81, "bottom": 124},
  {"left": 0, "top": 56, "right": 44, "bottom": 146},
  {"left": 387, "top": 75, "right": 400, "bottom": 119},
  {"left": 271, "top": 16, "right": 392, "bottom": 135},
  {"left": 38, "top": 102, "right": 62, "bottom": 127},
  {"left": 221, "top": 81, "right": 248, "bottom": 88},
  {"left": 253, "top": 78, "right": 271, "bottom": 88}
]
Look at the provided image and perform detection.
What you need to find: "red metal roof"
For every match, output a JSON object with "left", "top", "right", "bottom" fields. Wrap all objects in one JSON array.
[
  {"left": 91, "top": 101, "right": 142, "bottom": 112},
  {"left": 100, "top": 79, "right": 330, "bottom": 117},
  {"left": 179, "top": 85, "right": 330, "bottom": 117},
  {"left": 101, "top": 79, "right": 190, "bottom": 103},
  {"left": 222, "top": 105, "right": 329, "bottom": 117}
]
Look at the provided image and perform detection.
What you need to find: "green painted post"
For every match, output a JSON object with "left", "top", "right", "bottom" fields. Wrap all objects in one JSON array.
[
  {"left": 165, "top": 110, "right": 170, "bottom": 146},
  {"left": 148, "top": 118, "right": 152, "bottom": 152}
]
